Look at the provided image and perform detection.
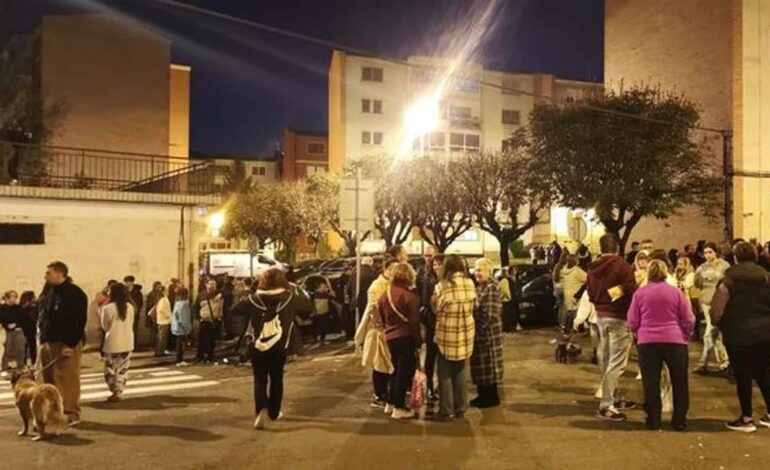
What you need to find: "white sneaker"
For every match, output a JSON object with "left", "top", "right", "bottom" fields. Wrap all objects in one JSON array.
[
  {"left": 384, "top": 404, "right": 394, "bottom": 415},
  {"left": 176, "top": 361, "right": 189, "bottom": 367},
  {"left": 253, "top": 410, "right": 267, "bottom": 430},
  {"left": 391, "top": 408, "right": 416, "bottom": 420},
  {"left": 636, "top": 371, "right": 642, "bottom": 380},
  {"left": 594, "top": 387, "right": 603, "bottom": 399},
  {"left": 275, "top": 412, "right": 284, "bottom": 421}
]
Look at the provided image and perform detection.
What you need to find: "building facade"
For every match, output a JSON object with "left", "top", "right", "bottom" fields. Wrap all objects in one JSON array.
[
  {"left": 329, "top": 50, "right": 601, "bottom": 256},
  {"left": 40, "top": 14, "right": 190, "bottom": 159},
  {"left": 282, "top": 128, "right": 329, "bottom": 180},
  {"left": 605, "top": 0, "right": 770, "bottom": 246},
  {"left": 191, "top": 156, "right": 279, "bottom": 192}
]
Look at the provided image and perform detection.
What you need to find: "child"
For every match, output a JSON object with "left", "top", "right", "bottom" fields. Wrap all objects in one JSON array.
[
  {"left": 312, "top": 282, "right": 335, "bottom": 346},
  {"left": 171, "top": 287, "right": 192, "bottom": 366}
]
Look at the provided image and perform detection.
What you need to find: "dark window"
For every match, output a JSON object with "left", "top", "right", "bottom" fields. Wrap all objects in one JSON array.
[
  {"left": 361, "top": 99, "right": 371, "bottom": 113},
  {"left": 361, "top": 131, "right": 371, "bottom": 144},
  {"left": 362, "top": 66, "right": 384, "bottom": 82},
  {"left": 0, "top": 223, "right": 45, "bottom": 245},
  {"left": 450, "top": 105, "right": 472, "bottom": 118},
  {"left": 373, "top": 100, "right": 382, "bottom": 114},
  {"left": 502, "top": 109, "right": 521, "bottom": 125},
  {"left": 306, "top": 142, "right": 326, "bottom": 155},
  {"left": 373, "top": 132, "right": 383, "bottom": 145},
  {"left": 251, "top": 166, "right": 266, "bottom": 176}
]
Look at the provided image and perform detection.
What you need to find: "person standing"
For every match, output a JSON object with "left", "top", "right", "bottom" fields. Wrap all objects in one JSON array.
[
  {"left": 349, "top": 256, "right": 378, "bottom": 331},
  {"left": 587, "top": 235, "right": 637, "bottom": 422},
  {"left": 693, "top": 242, "right": 731, "bottom": 374},
  {"left": 153, "top": 285, "right": 172, "bottom": 357},
  {"left": 123, "top": 276, "right": 144, "bottom": 349},
  {"left": 432, "top": 254, "right": 476, "bottom": 421},
  {"left": 230, "top": 268, "right": 314, "bottom": 430},
  {"left": 626, "top": 242, "right": 641, "bottom": 266},
  {"left": 379, "top": 263, "right": 421, "bottom": 420},
  {"left": 560, "top": 254, "right": 587, "bottom": 330},
  {"left": 0, "top": 291, "right": 28, "bottom": 370},
  {"left": 627, "top": 260, "right": 695, "bottom": 431},
  {"left": 38, "top": 261, "right": 88, "bottom": 425},
  {"left": 171, "top": 287, "right": 192, "bottom": 366},
  {"left": 577, "top": 243, "right": 592, "bottom": 271},
  {"left": 709, "top": 241, "right": 770, "bottom": 432},
  {"left": 100, "top": 283, "right": 135, "bottom": 402},
  {"left": 19, "top": 291, "right": 38, "bottom": 366},
  {"left": 675, "top": 256, "right": 700, "bottom": 340},
  {"left": 194, "top": 279, "right": 222, "bottom": 363},
  {"left": 470, "top": 258, "right": 504, "bottom": 408},
  {"left": 422, "top": 254, "right": 444, "bottom": 405}
]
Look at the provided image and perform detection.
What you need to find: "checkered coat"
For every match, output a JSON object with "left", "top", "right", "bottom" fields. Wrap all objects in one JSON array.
[
  {"left": 470, "top": 279, "right": 504, "bottom": 386},
  {"left": 433, "top": 273, "right": 476, "bottom": 361}
]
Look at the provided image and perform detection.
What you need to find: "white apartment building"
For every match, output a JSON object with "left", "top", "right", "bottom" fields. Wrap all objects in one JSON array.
[
  {"left": 328, "top": 50, "right": 601, "bottom": 259},
  {"left": 190, "top": 157, "right": 280, "bottom": 192}
]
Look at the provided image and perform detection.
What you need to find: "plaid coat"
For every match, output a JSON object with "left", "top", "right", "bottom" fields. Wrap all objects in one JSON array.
[
  {"left": 471, "top": 280, "right": 504, "bottom": 386},
  {"left": 433, "top": 273, "right": 476, "bottom": 361}
]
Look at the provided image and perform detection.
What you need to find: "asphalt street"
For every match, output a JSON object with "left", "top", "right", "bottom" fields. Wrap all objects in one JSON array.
[{"left": 0, "top": 330, "right": 768, "bottom": 470}]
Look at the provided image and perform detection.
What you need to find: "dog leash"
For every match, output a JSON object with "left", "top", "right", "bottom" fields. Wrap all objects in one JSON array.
[{"left": 35, "top": 356, "right": 60, "bottom": 378}]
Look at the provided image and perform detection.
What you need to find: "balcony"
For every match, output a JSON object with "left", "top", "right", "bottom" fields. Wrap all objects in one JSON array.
[
  {"left": 448, "top": 115, "right": 482, "bottom": 129},
  {"left": 0, "top": 141, "right": 219, "bottom": 204}
]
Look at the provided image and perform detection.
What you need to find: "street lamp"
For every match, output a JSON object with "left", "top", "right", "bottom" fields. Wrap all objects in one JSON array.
[
  {"left": 208, "top": 211, "right": 225, "bottom": 237},
  {"left": 400, "top": 91, "right": 441, "bottom": 157}
]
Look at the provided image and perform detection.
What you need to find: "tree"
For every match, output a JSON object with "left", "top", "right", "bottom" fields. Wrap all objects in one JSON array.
[
  {"left": 223, "top": 159, "right": 251, "bottom": 194},
  {"left": 359, "top": 156, "right": 414, "bottom": 250},
  {"left": 457, "top": 141, "right": 550, "bottom": 266},
  {"left": 305, "top": 171, "right": 370, "bottom": 255},
  {"left": 528, "top": 85, "right": 720, "bottom": 254},
  {"left": 408, "top": 157, "right": 473, "bottom": 253}
]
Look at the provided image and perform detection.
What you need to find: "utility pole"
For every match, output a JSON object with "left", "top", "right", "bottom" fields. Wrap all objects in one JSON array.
[{"left": 722, "top": 130, "right": 734, "bottom": 242}]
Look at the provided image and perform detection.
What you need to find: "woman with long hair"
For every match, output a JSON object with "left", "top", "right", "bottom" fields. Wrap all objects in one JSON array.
[
  {"left": 19, "top": 291, "right": 37, "bottom": 366},
  {"left": 432, "top": 254, "right": 476, "bottom": 421},
  {"left": 99, "top": 283, "right": 135, "bottom": 402}
]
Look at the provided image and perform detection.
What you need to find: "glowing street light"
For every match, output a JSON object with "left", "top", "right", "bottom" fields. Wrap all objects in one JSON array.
[
  {"left": 208, "top": 211, "right": 225, "bottom": 237},
  {"left": 400, "top": 91, "right": 442, "bottom": 157}
]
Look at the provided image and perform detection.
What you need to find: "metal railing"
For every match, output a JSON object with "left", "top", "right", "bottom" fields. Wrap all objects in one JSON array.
[{"left": 0, "top": 141, "right": 215, "bottom": 195}]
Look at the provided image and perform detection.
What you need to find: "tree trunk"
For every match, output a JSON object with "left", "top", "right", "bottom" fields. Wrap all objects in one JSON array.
[{"left": 499, "top": 238, "right": 511, "bottom": 267}]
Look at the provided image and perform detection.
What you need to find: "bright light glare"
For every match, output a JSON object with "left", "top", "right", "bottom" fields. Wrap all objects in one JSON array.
[
  {"left": 208, "top": 211, "right": 225, "bottom": 231},
  {"left": 404, "top": 93, "right": 440, "bottom": 137}
]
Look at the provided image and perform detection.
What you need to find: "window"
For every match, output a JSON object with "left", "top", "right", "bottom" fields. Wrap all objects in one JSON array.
[
  {"left": 450, "top": 133, "right": 480, "bottom": 152},
  {"left": 429, "top": 132, "right": 445, "bottom": 149},
  {"left": 362, "top": 66, "right": 383, "bottom": 82},
  {"left": 306, "top": 142, "right": 326, "bottom": 155},
  {"left": 502, "top": 78, "right": 522, "bottom": 95},
  {"left": 362, "top": 131, "right": 384, "bottom": 146},
  {"left": 502, "top": 109, "right": 521, "bottom": 125},
  {"left": 361, "top": 99, "right": 382, "bottom": 114},
  {"left": 0, "top": 223, "right": 45, "bottom": 245},
  {"left": 449, "top": 105, "right": 472, "bottom": 118},
  {"left": 305, "top": 165, "right": 326, "bottom": 176},
  {"left": 251, "top": 166, "right": 266, "bottom": 176}
]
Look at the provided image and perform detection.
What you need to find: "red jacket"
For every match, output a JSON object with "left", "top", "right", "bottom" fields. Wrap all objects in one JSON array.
[
  {"left": 587, "top": 254, "right": 637, "bottom": 320},
  {"left": 378, "top": 281, "right": 422, "bottom": 344}
]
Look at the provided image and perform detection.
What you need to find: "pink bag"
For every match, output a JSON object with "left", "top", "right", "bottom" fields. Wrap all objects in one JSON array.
[{"left": 409, "top": 369, "right": 427, "bottom": 410}]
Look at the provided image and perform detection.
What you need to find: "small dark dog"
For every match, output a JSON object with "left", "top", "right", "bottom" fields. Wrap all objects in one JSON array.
[{"left": 11, "top": 367, "right": 67, "bottom": 440}]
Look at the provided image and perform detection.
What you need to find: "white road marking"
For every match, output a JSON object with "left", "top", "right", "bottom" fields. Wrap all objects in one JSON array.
[
  {"left": 80, "top": 381, "right": 220, "bottom": 400},
  {"left": 149, "top": 370, "right": 186, "bottom": 377}
]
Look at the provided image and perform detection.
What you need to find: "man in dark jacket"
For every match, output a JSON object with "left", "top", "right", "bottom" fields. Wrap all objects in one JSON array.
[
  {"left": 124, "top": 275, "right": 144, "bottom": 349},
  {"left": 587, "top": 234, "right": 637, "bottom": 422},
  {"left": 710, "top": 241, "right": 770, "bottom": 432},
  {"left": 38, "top": 261, "right": 88, "bottom": 425},
  {"left": 349, "top": 256, "right": 378, "bottom": 327}
]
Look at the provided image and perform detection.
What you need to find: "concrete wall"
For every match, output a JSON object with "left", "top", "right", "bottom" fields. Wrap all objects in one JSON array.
[
  {"left": 41, "top": 14, "right": 171, "bottom": 155},
  {"left": 169, "top": 64, "right": 191, "bottom": 158},
  {"left": 604, "top": 0, "right": 731, "bottom": 248},
  {"left": 0, "top": 196, "right": 210, "bottom": 343}
]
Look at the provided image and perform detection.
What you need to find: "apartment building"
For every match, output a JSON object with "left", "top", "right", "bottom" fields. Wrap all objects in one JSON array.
[
  {"left": 282, "top": 128, "right": 329, "bottom": 180},
  {"left": 329, "top": 50, "right": 601, "bottom": 255},
  {"left": 190, "top": 156, "right": 280, "bottom": 192}
]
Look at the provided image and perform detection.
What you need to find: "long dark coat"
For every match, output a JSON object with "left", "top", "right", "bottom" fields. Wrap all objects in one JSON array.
[{"left": 470, "top": 280, "right": 504, "bottom": 386}]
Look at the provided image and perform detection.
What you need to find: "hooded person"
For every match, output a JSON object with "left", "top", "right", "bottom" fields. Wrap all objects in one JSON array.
[{"left": 230, "top": 268, "right": 314, "bottom": 430}]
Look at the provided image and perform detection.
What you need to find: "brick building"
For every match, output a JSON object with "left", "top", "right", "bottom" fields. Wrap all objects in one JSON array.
[{"left": 281, "top": 128, "right": 328, "bottom": 180}]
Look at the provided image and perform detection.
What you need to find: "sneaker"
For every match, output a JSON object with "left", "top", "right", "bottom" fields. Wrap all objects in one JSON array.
[
  {"left": 594, "top": 387, "right": 603, "bottom": 400},
  {"left": 68, "top": 417, "right": 81, "bottom": 427},
  {"left": 614, "top": 400, "right": 637, "bottom": 410},
  {"left": 725, "top": 417, "right": 757, "bottom": 433},
  {"left": 106, "top": 392, "right": 122, "bottom": 403},
  {"left": 693, "top": 365, "right": 708, "bottom": 375},
  {"left": 758, "top": 414, "right": 770, "bottom": 429},
  {"left": 176, "top": 361, "right": 189, "bottom": 367},
  {"left": 454, "top": 410, "right": 466, "bottom": 419},
  {"left": 371, "top": 398, "right": 386, "bottom": 409},
  {"left": 597, "top": 407, "right": 627, "bottom": 422},
  {"left": 384, "top": 404, "right": 394, "bottom": 415},
  {"left": 253, "top": 410, "right": 267, "bottom": 430},
  {"left": 391, "top": 408, "right": 416, "bottom": 420},
  {"left": 427, "top": 392, "right": 439, "bottom": 405},
  {"left": 515, "top": 324, "right": 523, "bottom": 332},
  {"left": 274, "top": 412, "right": 284, "bottom": 421}
]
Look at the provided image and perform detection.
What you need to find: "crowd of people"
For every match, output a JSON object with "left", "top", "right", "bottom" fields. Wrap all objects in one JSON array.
[{"left": 3, "top": 233, "right": 770, "bottom": 434}]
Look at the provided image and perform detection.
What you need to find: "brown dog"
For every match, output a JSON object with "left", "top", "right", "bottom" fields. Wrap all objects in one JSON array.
[{"left": 11, "top": 368, "right": 67, "bottom": 440}]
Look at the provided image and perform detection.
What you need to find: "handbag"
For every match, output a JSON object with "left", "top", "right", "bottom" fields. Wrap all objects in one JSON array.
[{"left": 408, "top": 369, "right": 427, "bottom": 410}]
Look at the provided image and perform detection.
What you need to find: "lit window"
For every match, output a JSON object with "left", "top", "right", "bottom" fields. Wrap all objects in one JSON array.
[{"left": 362, "top": 66, "right": 383, "bottom": 82}]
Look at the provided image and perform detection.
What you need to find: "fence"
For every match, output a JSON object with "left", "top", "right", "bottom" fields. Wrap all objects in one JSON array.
[{"left": 0, "top": 141, "right": 215, "bottom": 195}]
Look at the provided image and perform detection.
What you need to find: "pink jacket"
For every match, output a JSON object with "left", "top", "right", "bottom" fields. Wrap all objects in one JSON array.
[{"left": 627, "top": 280, "right": 695, "bottom": 345}]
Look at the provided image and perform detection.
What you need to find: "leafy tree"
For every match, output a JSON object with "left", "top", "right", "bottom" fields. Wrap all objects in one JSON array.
[
  {"left": 223, "top": 159, "right": 251, "bottom": 194},
  {"left": 456, "top": 140, "right": 550, "bottom": 266},
  {"left": 528, "top": 85, "right": 720, "bottom": 254},
  {"left": 407, "top": 157, "right": 473, "bottom": 253}
]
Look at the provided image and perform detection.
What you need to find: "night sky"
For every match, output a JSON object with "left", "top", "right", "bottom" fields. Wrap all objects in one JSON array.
[{"left": 2, "top": 0, "right": 603, "bottom": 157}]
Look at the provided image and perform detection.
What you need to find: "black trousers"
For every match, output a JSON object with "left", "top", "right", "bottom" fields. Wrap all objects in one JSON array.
[
  {"left": 638, "top": 343, "right": 689, "bottom": 427},
  {"left": 314, "top": 315, "right": 329, "bottom": 342},
  {"left": 502, "top": 301, "right": 514, "bottom": 332},
  {"left": 251, "top": 347, "right": 286, "bottom": 419},
  {"left": 387, "top": 336, "right": 417, "bottom": 409},
  {"left": 373, "top": 370, "right": 391, "bottom": 401},
  {"left": 197, "top": 321, "right": 216, "bottom": 361},
  {"left": 425, "top": 327, "right": 438, "bottom": 394},
  {"left": 175, "top": 335, "right": 187, "bottom": 363},
  {"left": 725, "top": 341, "right": 770, "bottom": 418}
]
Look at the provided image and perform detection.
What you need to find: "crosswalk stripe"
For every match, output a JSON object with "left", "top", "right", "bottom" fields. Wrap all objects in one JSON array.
[
  {"left": 149, "top": 370, "right": 186, "bottom": 377},
  {"left": 0, "top": 375, "right": 204, "bottom": 400},
  {"left": 80, "top": 381, "right": 220, "bottom": 400}
]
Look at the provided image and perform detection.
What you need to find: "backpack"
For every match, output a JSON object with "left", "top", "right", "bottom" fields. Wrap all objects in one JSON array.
[{"left": 254, "top": 314, "right": 283, "bottom": 352}]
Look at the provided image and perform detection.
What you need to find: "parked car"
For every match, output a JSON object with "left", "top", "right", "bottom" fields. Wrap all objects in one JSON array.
[{"left": 513, "top": 264, "right": 558, "bottom": 326}]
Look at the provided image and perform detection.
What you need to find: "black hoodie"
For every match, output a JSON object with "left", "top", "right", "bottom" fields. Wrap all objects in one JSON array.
[
  {"left": 717, "top": 261, "right": 770, "bottom": 346},
  {"left": 231, "top": 286, "right": 313, "bottom": 351},
  {"left": 39, "top": 280, "right": 88, "bottom": 348}
]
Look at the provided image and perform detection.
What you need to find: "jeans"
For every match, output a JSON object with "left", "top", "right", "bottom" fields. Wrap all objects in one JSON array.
[
  {"left": 251, "top": 346, "right": 286, "bottom": 419},
  {"left": 197, "top": 321, "right": 216, "bottom": 361},
  {"left": 437, "top": 352, "right": 467, "bottom": 417},
  {"left": 725, "top": 341, "right": 770, "bottom": 417},
  {"left": 2, "top": 329, "right": 27, "bottom": 369},
  {"left": 373, "top": 370, "right": 390, "bottom": 401},
  {"left": 155, "top": 324, "right": 170, "bottom": 357},
  {"left": 175, "top": 335, "right": 187, "bottom": 363},
  {"left": 424, "top": 328, "right": 439, "bottom": 395},
  {"left": 597, "top": 317, "right": 632, "bottom": 409},
  {"left": 638, "top": 343, "right": 689, "bottom": 427},
  {"left": 388, "top": 336, "right": 417, "bottom": 409},
  {"left": 698, "top": 303, "right": 728, "bottom": 368}
]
